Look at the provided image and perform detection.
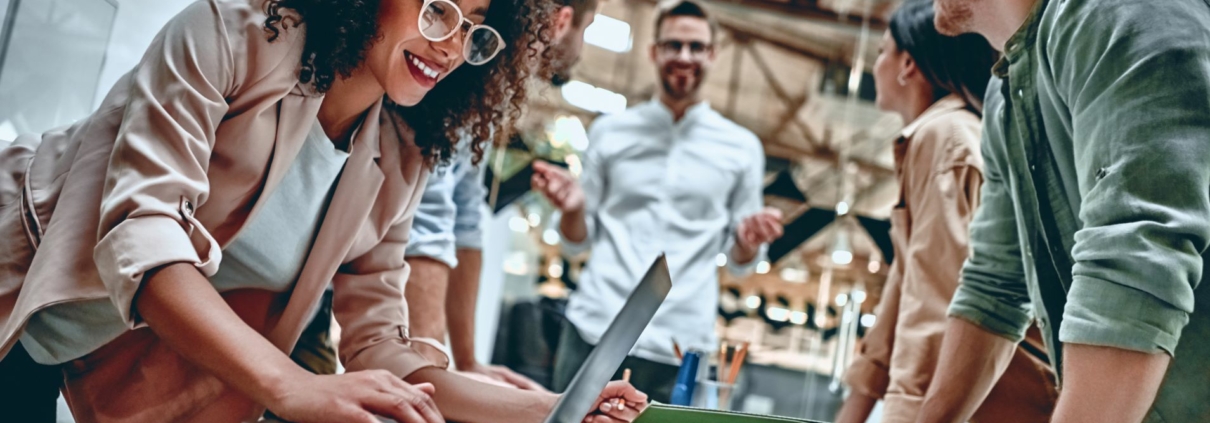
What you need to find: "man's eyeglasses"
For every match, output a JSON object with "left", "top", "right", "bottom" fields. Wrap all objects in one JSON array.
[
  {"left": 656, "top": 40, "right": 713, "bottom": 58},
  {"left": 419, "top": 0, "right": 505, "bottom": 65}
]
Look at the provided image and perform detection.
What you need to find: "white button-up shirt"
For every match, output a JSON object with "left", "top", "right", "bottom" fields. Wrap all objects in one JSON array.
[{"left": 564, "top": 100, "right": 767, "bottom": 365}]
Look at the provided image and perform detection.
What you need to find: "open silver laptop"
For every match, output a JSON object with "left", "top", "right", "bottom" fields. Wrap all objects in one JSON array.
[
  {"left": 542, "top": 254, "right": 672, "bottom": 423},
  {"left": 338, "top": 255, "right": 671, "bottom": 423}
]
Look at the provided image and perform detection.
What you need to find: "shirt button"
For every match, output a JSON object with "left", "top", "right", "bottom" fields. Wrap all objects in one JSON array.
[{"left": 1017, "top": 89, "right": 1024, "bottom": 98}]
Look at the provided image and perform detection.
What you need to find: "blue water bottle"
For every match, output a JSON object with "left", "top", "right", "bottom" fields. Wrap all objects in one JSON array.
[{"left": 669, "top": 350, "right": 701, "bottom": 405}]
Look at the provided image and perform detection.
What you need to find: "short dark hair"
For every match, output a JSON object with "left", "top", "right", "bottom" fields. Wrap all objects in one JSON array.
[
  {"left": 654, "top": 0, "right": 720, "bottom": 42},
  {"left": 557, "top": 0, "right": 599, "bottom": 27},
  {"left": 889, "top": 0, "right": 998, "bottom": 113}
]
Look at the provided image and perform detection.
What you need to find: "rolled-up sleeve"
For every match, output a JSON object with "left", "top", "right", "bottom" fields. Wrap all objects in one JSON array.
[
  {"left": 722, "top": 132, "right": 766, "bottom": 276},
  {"left": 1051, "top": 0, "right": 1210, "bottom": 355},
  {"left": 452, "top": 157, "right": 485, "bottom": 251},
  {"left": 405, "top": 163, "right": 459, "bottom": 267},
  {"left": 336, "top": 187, "right": 441, "bottom": 377},
  {"left": 92, "top": 0, "right": 235, "bottom": 327},
  {"left": 949, "top": 120, "right": 1034, "bottom": 342}
]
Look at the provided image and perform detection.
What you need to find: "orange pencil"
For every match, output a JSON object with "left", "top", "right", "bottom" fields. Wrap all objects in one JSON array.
[
  {"left": 718, "top": 342, "right": 729, "bottom": 382},
  {"left": 673, "top": 339, "right": 683, "bottom": 361},
  {"left": 613, "top": 368, "right": 632, "bottom": 410},
  {"left": 726, "top": 342, "right": 750, "bottom": 384}
]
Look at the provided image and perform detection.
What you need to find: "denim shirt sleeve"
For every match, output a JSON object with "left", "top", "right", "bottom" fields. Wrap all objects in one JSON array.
[
  {"left": 451, "top": 155, "right": 485, "bottom": 251},
  {"left": 1046, "top": 0, "right": 1210, "bottom": 355},
  {"left": 948, "top": 97, "right": 1035, "bottom": 343},
  {"left": 405, "top": 161, "right": 460, "bottom": 268}
]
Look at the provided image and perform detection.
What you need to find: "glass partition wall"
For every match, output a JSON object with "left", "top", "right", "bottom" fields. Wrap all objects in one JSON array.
[{"left": 0, "top": 0, "right": 117, "bottom": 140}]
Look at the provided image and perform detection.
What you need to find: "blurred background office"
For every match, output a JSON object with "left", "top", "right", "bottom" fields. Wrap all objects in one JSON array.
[{"left": 2, "top": 0, "right": 913, "bottom": 421}]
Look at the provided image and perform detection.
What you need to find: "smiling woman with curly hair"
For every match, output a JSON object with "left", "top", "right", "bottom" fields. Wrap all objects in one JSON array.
[
  {"left": 264, "top": 0, "right": 553, "bottom": 165},
  {"left": 0, "top": 0, "right": 644, "bottom": 422}
]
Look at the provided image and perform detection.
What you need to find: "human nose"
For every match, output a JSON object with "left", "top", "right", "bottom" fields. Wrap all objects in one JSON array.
[
  {"left": 674, "top": 45, "right": 693, "bottom": 61},
  {"left": 432, "top": 26, "right": 464, "bottom": 64}
]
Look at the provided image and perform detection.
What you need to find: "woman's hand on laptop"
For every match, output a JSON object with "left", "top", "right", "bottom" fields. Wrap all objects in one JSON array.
[{"left": 583, "top": 381, "right": 649, "bottom": 422}]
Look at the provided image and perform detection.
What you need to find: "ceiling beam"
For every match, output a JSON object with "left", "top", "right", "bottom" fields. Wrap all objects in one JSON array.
[
  {"left": 636, "top": 0, "right": 840, "bottom": 63},
  {"left": 762, "top": 137, "right": 894, "bottom": 184},
  {"left": 744, "top": 43, "right": 821, "bottom": 148},
  {"left": 712, "top": 0, "right": 889, "bottom": 31},
  {"left": 722, "top": 19, "right": 831, "bottom": 63}
]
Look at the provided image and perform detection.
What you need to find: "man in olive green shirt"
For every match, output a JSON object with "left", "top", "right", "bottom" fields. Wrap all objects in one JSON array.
[{"left": 916, "top": 0, "right": 1210, "bottom": 422}]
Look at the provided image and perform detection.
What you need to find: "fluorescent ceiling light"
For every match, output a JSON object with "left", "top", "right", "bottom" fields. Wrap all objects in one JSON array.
[
  {"left": 779, "top": 267, "right": 808, "bottom": 283},
  {"left": 562, "top": 80, "right": 628, "bottom": 114},
  {"left": 745, "top": 295, "right": 762, "bottom": 309},
  {"left": 585, "top": 14, "right": 633, "bottom": 53},
  {"left": 755, "top": 261, "right": 771, "bottom": 274},
  {"left": 851, "top": 290, "right": 867, "bottom": 304},
  {"left": 509, "top": 216, "right": 529, "bottom": 232},
  {"left": 767, "top": 307, "right": 790, "bottom": 322},
  {"left": 832, "top": 250, "right": 853, "bottom": 265},
  {"left": 543, "top": 229, "right": 561, "bottom": 245},
  {"left": 551, "top": 116, "right": 590, "bottom": 150},
  {"left": 790, "top": 311, "right": 808, "bottom": 325}
]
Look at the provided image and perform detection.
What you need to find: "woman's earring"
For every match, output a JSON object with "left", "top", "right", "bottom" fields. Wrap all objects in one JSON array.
[{"left": 897, "top": 73, "right": 908, "bottom": 86}]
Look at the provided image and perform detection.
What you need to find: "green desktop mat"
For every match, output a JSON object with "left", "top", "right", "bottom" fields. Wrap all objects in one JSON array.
[{"left": 634, "top": 403, "right": 823, "bottom": 423}]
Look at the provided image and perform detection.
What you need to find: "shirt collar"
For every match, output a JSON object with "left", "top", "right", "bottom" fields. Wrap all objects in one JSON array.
[
  {"left": 894, "top": 94, "right": 971, "bottom": 169},
  {"left": 648, "top": 98, "right": 712, "bottom": 124},
  {"left": 898, "top": 94, "right": 970, "bottom": 140},
  {"left": 992, "top": 0, "right": 1048, "bottom": 78}
]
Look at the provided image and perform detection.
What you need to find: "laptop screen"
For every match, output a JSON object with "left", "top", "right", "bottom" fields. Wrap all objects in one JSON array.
[{"left": 543, "top": 255, "right": 673, "bottom": 423}]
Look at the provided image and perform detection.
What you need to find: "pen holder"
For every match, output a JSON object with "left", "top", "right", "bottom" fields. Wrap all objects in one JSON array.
[
  {"left": 691, "top": 380, "right": 736, "bottom": 411},
  {"left": 669, "top": 351, "right": 702, "bottom": 406}
]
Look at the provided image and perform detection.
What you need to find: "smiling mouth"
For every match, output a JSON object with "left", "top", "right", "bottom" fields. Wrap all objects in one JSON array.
[{"left": 405, "top": 50, "right": 445, "bottom": 88}]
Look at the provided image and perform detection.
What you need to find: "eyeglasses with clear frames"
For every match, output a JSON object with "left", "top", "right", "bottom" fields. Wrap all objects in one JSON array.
[
  {"left": 418, "top": 0, "right": 506, "bottom": 65},
  {"left": 656, "top": 39, "right": 713, "bottom": 59}
]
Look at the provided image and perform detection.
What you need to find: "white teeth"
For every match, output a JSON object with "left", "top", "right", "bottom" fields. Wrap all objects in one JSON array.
[{"left": 409, "top": 54, "right": 439, "bottom": 79}]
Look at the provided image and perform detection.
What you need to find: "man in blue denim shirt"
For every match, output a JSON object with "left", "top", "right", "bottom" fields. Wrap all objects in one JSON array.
[
  {"left": 915, "top": 0, "right": 1210, "bottom": 422},
  {"left": 401, "top": 0, "right": 601, "bottom": 390}
]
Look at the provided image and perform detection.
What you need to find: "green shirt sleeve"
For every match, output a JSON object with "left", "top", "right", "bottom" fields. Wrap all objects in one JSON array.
[
  {"left": 1048, "top": 0, "right": 1210, "bottom": 355},
  {"left": 949, "top": 88, "right": 1035, "bottom": 343}
]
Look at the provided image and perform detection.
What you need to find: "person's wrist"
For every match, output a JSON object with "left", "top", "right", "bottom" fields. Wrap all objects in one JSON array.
[
  {"left": 260, "top": 364, "right": 310, "bottom": 411},
  {"left": 562, "top": 202, "right": 586, "bottom": 216},
  {"left": 454, "top": 356, "right": 481, "bottom": 371},
  {"left": 734, "top": 232, "right": 758, "bottom": 254},
  {"left": 540, "top": 391, "right": 562, "bottom": 417}
]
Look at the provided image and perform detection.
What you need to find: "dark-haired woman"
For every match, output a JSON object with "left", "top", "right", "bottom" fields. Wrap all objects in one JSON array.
[
  {"left": 0, "top": 0, "right": 644, "bottom": 422},
  {"left": 834, "top": 1, "right": 1055, "bottom": 422}
]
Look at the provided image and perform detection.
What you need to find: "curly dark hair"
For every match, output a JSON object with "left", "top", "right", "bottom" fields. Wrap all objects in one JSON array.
[{"left": 263, "top": 0, "right": 556, "bottom": 166}]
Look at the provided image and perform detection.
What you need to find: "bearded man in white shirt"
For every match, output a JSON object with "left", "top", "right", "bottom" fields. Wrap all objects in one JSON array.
[{"left": 533, "top": 0, "right": 783, "bottom": 403}]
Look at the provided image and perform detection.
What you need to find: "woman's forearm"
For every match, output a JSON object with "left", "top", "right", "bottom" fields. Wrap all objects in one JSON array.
[
  {"left": 406, "top": 367, "right": 558, "bottom": 423},
  {"left": 917, "top": 318, "right": 1016, "bottom": 423},
  {"left": 136, "top": 262, "right": 305, "bottom": 408}
]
